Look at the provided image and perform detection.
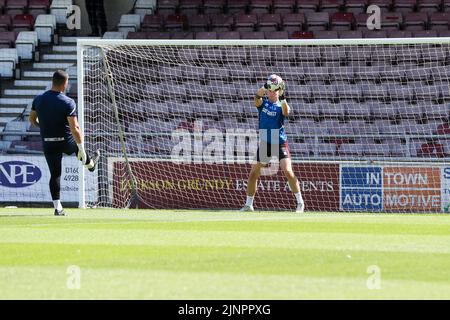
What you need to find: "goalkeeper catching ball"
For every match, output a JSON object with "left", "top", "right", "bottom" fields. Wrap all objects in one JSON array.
[{"left": 240, "top": 74, "right": 305, "bottom": 213}]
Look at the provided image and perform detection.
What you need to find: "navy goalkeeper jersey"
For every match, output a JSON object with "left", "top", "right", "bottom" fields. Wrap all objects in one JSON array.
[
  {"left": 31, "top": 90, "right": 77, "bottom": 143},
  {"left": 257, "top": 97, "right": 287, "bottom": 144}
]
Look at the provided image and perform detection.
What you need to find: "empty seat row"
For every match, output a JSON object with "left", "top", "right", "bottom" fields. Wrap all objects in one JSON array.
[
  {"left": 90, "top": 138, "right": 449, "bottom": 158},
  {"left": 0, "top": 14, "right": 35, "bottom": 32},
  {"left": 122, "top": 28, "right": 450, "bottom": 39},
  {"left": 122, "top": 116, "right": 448, "bottom": 136},
  {"left": 153, "top": 0, "right": 450, "bottom": 17},
  {"left": 0, "top": 0, "right": 49, "bottom": 17},
  {"left": 122, "top": 63, "right": 450, "bottom": 82},
  {"left": 142, "top": 11, "right": 450, "bottom": 32},
  {"left": 0, "top": 15, "right": 56, "bottom": 48}
]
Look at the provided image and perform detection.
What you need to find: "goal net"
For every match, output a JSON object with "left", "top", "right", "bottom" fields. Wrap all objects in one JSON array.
[{"left": 78, "top": 38, "right": 450, "bottom": 213}]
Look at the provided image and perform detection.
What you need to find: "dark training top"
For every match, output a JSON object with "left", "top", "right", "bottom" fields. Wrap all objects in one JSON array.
[{"left": 31, "top": 90, "right": 77, "bottom": 143}]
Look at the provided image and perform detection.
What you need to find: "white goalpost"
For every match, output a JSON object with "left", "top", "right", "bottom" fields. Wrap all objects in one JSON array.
[{"left": 77, "top": 38, "right": 450, "bottom": 213}]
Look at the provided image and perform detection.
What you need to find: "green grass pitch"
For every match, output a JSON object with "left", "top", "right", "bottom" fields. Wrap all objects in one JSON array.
[{"left": 0, "top": 208, "right": 449, "bottom": 299}]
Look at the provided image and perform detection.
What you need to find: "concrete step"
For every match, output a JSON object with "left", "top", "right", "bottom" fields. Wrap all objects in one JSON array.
[
  {"left": 0, "top": 117, "right": 19, "bottom": 124},
  {"left": 0, "top": 107, "right": 25, "bottom": 115},
  {"left": 4, "top": 89, "right": 44, "bottom": 96},
  {"left": 23, "top": 71, "right": 54, "bottom": 78},
  {"left": 61, "top": 36, "right": 100, "bottom": 44},
  {"left": 33, "top": 62, "right": 74, "bottom": 70},
  {"left": 53, "top": 45, "right": 77, "bottom": 53},
  {"left": 14, "top": 80, "right": 50, "bottom": 88},
  {"left": 42, "top": 54, "right": 77, "bottom": 61},
  {"left": 0, "top": 98, "right": 33, "bottom": 106}
]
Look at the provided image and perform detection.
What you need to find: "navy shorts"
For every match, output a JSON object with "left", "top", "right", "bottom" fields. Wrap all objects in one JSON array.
[{"left": 256, "top": 142, "right": 291, "bottom": 163}]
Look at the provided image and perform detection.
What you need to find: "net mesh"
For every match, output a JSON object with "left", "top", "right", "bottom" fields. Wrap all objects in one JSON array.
[{"left": 81, "top": 40, "right": 450, "bottom": 212}]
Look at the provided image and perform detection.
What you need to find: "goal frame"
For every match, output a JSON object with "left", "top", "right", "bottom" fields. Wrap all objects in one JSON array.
[{"left": 76, "top": 37, "right": 450, "bottom": 209}]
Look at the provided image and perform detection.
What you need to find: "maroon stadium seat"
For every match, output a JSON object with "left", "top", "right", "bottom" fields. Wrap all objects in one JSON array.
[
  {"left": 314, "top": 30, "right": 338, "bottom": 39},
  {"left": 29, "top": 0, "right": 49, "bottom": 9},
  {"left": 0, "top": 14, "right": 12, "bottom": 31},
  {"left": 28, "top": 0, "right": 50, "bottom": 18},
  {"left": 438, "top": 30, "right": 450, "bottom": 37},
  {"left": 429, "top": 12, "right": 450, "bottom": 31},
  {"left": 320, "top": 0, "right": 344, "bottom": 13},
  {"left": 381, "top": 12, "right": 403, "bottom": 30},
  {"left": 387, "top": 29, "right": 412, "bottom": 37},
  {"left": 188, "top": 14, "right": 211, "bottom": 31},
  {"left": 404, "top": 12, "right": 428, "bottom": 30},
  {"left": 249, "top": 0, "right": 272, "bottom": 14},
  {"left": 412, "top": 29, "right": 438, "bottom": 37},
  {"left": 179, "top": 0, "right": 202, "bottom": 16},
  {"left": 330, "top": 12, "right": 355, "bottom": 31},
  {"left": 146, "top": 31, "right": 171, "bottom": 39},
  {"left": 165, "top": 14, "right": 188, "bottom": 31},
  {"left": 258, "top": 13, "right": 281, "bottom": 32},
  {"left": 234, "top": 13, "right": 258, "bottom": 32},
  {"left": 217, "top": 31, "right": 241, "bottom": 38},
  {"left": 282, "top": 13, "right": 305, "bottom": 32},
  {"left": 170, "top": 31, "right": 195, "bottom": 38},
  {"left": 354, "top": 13, "right": 369, "bottom": 29},
  {"left": 142, "top": 14, "right": 164, "bottom": 31},
  {"left": 363, "top": 29, "right": 387, "bottom": 38},
  {"left": 226, "top": 0, "right": 249, "bottom": 15},
  {"left": 338, "top": 30, "right": 363, "bottom": 38},
  {"left": 417, "top": 0, "right": 441, "bottom": 14},
  {"left": 195, "top": 31, "right": 218, "bottom": 39},
  {"left": 239, "top": 30, "right": 265, "bottom": 38},
  {"left": 5, "top": 0, "right": 28, "bottom": 16},
  {"left": 264, "top": 30, "right": 288, "bottom": 38},
  {"left": 394, "top": 0, "right": 417, "bottom": 14},
  {"left": 203, "top": 0, "right": 225, "bottom": 14},
  {"left": 290, "top": 30, "right": 314, "bottom": 39},
  {"left": 369, "top": 0, "right": 393, "bottom": 13},
  {"left": 444, "top": 0, "right": 450, "bottom": 12},
  {"left": 0, "top": 0, "right": 5, "bottom": 7},
  {"left": 272, "top": 0, "right": 295, "bottom": 14},
  {"left": 297, "top": 0, "right": 320, "bottom": 13},
  {"left": 157, "top": 0, "right": 179, "bottom": 16},
  {"left": 210, "top": 13, "right": 234, "bottom": 31},
  {"left": 12, "top": 14, "right": 33, "bottom": 32},
  {"left": 0, "top": 31, "right": 16, "bottom": 48},
  {"left": 305, "top": 12, "right": 329, "bottom": 31},
  {"left": 345, "top": 0, "right": 368, "bottom": 14}
]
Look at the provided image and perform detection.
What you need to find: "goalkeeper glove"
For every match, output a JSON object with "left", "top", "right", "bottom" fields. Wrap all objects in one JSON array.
[
  {"left": 77, "top": 143, "right": 87, "bottom": 165},
  {"left": 279, "top": 92, "right": 287, "bottom": 105}
]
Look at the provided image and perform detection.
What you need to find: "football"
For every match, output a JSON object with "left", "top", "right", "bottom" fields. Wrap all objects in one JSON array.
[{"left": 265, "top": 74, "right": 283, "bottom": 91}]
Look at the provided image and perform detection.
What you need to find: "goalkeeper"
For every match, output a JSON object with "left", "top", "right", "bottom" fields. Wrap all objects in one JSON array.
[
  {"left": 240, "top": 74, "right": 304, "bottom": 213},
  {"left": 29, "top": 70, "right": 100, "bottom": 216}
]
